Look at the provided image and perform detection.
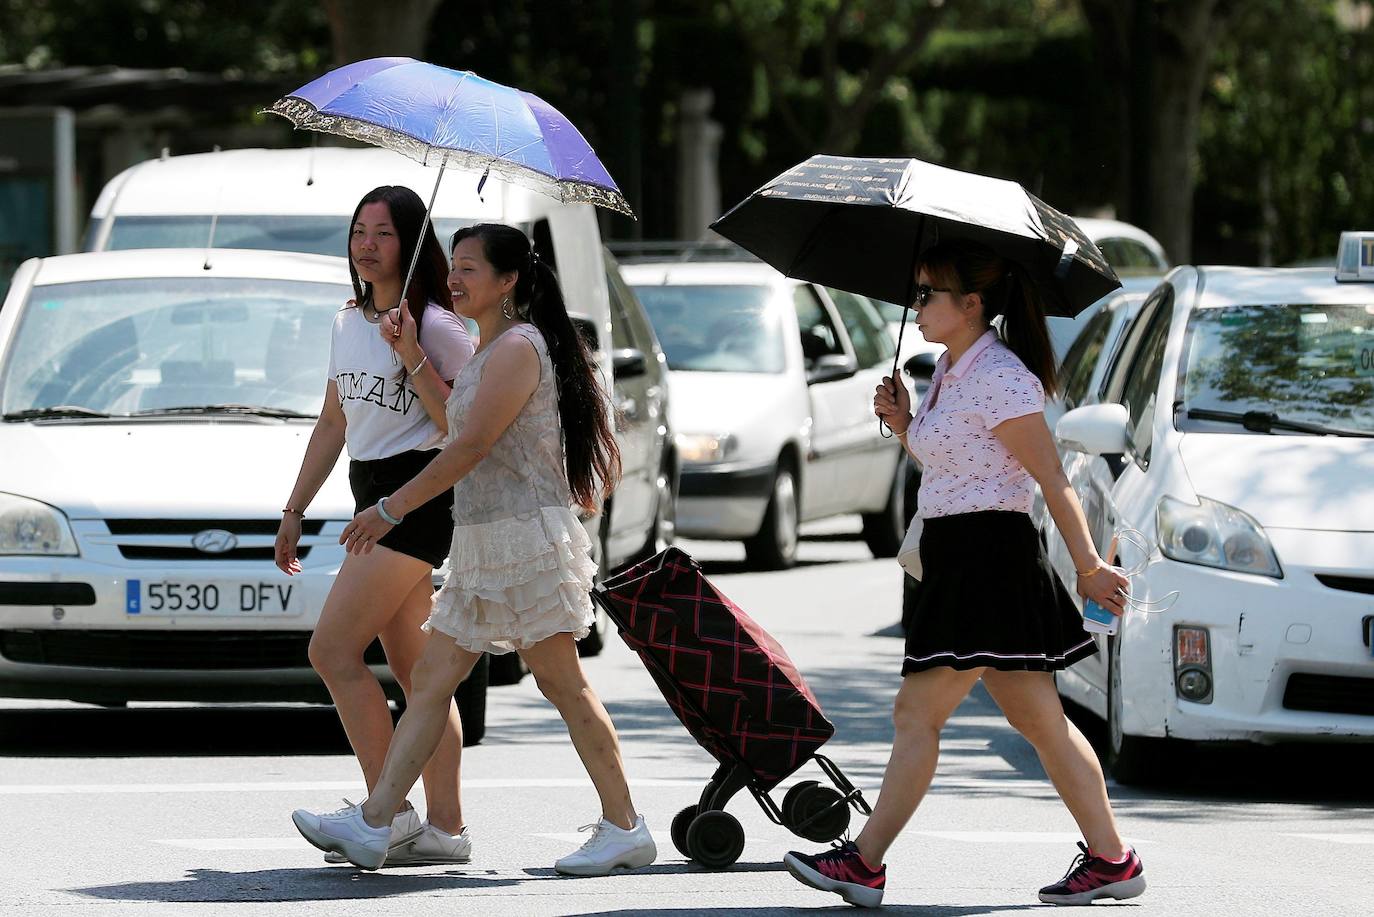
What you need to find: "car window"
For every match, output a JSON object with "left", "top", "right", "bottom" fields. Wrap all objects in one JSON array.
[
  {"left": 633, "top": 283, "right": 785, "bottom": 373},
  {"left": 793, "top": 285, "right": 845, "bottom": 365},
  {"left": 1060, "top": 304, "right": 1114, "bottom": 408},
  {"left": 605, "top": 260, "right": 656, "bottom": 355},
  {"left": 0, "top": 277, "right": 348, "bottom": 417},
  {"left": 827, "top": 287, "right": 894, "bottom": 368},
  {"left": 1116, "top": 298, "right": 1173, "bottom": 461},
  {"left": 104, "top": 215, "right": 477, "bottom": 258},
  {"left": 1177, "top": 301, "right": 1374, "bottom": 435}
]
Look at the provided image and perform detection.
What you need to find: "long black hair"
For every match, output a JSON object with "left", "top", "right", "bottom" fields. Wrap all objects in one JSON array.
[
  {"left": 346, "top": 185, "right": 452, "bottom": 334},
  {"left": 450, "top": 222, "right": 621, "bottom": 511},
  {"left": 918, "top": 240, "right": 1060, "bottom": 397}
]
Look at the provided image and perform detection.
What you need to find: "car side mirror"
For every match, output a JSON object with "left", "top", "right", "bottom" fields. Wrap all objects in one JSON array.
[
  {"left": 612, "top": 347, "right": 646, "bottom": 380},
  {"left": 904, "top": 351, "right": 938, "bottom": 381},
  {"left": 1056, "top": 403, "right": 1129, "bottom": 455},
  {"left": 806, "top": 353, "right": 857, "bottom": 385}
]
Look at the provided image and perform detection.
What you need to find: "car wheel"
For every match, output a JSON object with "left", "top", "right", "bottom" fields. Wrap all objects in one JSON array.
[
  {"left": 744, "top": 463, "right": 799, "bottom": 570},
  {"left": 578, "top": 516, "right": 612, "bottom": 658},
  {"left": 1105, "top": 635, "right": 1167, "bottom": 784},
  {"left": 861, "top": 458, "right": 906, "bottom": 558},
  {"left": 454, "top": 651, "right": 488, "bottom": 747},
  {"left": 647, "top": 459, "right": 678, "bottom": 557}
]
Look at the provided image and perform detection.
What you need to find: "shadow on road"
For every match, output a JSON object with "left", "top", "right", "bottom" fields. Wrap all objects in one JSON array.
[
  {"left": 576, "top": 907, "right": 1048, "bottom": 916},
  {"left": 69, "top": 867, "right": 525, "bottom": 903}
]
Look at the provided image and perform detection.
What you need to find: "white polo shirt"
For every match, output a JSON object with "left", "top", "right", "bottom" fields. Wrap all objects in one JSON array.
[
  {"left": 327, "top": 302, "right": 474, "bottom": 461},
  {"left": 906, "top": 330, "right": 1045, "bottom": 518}
]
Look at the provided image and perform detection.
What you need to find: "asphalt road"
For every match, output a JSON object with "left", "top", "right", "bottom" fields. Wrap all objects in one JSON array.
[{"left": 2, "top": 521, "right": 1372, "bottom": 916}]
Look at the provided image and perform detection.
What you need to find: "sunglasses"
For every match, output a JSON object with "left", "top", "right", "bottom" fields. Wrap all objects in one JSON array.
[{"left": 912, "top": 283, "right": 951, "bottom": 308}]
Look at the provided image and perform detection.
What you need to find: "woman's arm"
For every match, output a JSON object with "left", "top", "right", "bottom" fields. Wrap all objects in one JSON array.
[
  {"left": 992, "top": 412, "right": 1130, "bottom": 614},
  {"left": 340, "top": 335, "right": 540, "bottom": 551},
  {"left": 383, "top": 305, "right": 454, "bottom": 433},
  {"left": 275, "top": 381, "right": 347, "bottom": 573}
]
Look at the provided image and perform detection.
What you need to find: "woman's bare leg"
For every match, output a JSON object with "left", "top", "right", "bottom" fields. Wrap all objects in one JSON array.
[
  {"left": 361, "top": 633, "right": 482, "bottom": 828},
  {"left": 307, "top": 545, "right": 431, "bottom": 794},
  {"left": 518, "top": 632, "right": 636, "bottom": 829},
  {"left": 378, "top": 577, "right": 464, "bottom": 833},
  {"left": 981, "top": 669, "right": 1127, "bottom": 858},
  {"left": 853, "top": 666, "right": 986, "bottom": 867}
]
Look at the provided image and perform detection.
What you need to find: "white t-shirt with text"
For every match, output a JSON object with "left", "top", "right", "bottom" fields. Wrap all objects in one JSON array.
[{"left": 327, "top": 302, "right": 475, "bottom": 461}]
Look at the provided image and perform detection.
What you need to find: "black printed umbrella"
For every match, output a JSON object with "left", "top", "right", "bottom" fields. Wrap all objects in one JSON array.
[{"left": 710, "top": 154, "right": 1119, "bottom": 318}]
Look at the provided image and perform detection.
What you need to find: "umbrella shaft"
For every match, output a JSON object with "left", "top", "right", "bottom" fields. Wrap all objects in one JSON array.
[{"left": 400, "top": 151, "right": 450, "bottom": 307}]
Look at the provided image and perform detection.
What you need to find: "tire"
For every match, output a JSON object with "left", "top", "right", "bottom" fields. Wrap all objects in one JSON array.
[
  {"left": 685, "top": 809, "right": 746, "bottom": 869},
  {"left": 486, "top": 651, "right": 528, "bottom": 686},
  {"left": 781, "top": 780, "right": 820, "bottom": 827},
  {"left": 861, "top": 457, "right": 906, "bottom": 558},
  {"left": 1105, "top": 635, "right": 1168, "bottom": 784},
  {"left": 788, "top": 784, "right": 850, "bottom": 842},
  {"left": 670, "top": 804, "right": 698, "bottom": 858},
  {"left": 743, "top": 463, "right": 799, "bottom": 570},
  {"left": 454, "top": 651, "right": 488, "bottom": 747}
]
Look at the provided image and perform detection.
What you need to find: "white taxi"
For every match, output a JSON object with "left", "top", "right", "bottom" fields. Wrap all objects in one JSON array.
[
  {"left": 0, "top": 248, "right": 485, "bottom": 737},
  {"left": 1049, "top": 232, "right": 1374, "bottom": 782}
]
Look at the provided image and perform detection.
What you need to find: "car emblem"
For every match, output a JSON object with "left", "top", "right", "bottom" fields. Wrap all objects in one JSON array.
[{"left": 192, "top": 529, "right": 238, "bottom": 554}]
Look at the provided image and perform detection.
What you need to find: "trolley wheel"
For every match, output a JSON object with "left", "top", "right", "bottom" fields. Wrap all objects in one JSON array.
[
  {"left": 791, "top": 784, "right": 851, "bottom": 842},
  {"left": 670, "top": 804, "right": 698, "bottom": 859},
  {"left": 686, "top": 809, "right": 746, "bottom": 869},
  {"left": 781, "top": 780, "right": 820, "bottom": 827}
]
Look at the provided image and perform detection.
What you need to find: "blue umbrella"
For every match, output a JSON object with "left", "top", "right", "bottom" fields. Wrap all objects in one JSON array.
[{"left": 267, "top": 57, "right": 632, "bottom": 293}]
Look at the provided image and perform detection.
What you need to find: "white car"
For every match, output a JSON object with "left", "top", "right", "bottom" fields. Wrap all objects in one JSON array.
[
  {"left": 0, "top": 247, "right": 486, "bottom": 738},
  {"left": 623, "top": 259, "right": 906, "bottom": 569},
  {"left": 1047, "top": 234, "right": 1374, "bottom": 782}
]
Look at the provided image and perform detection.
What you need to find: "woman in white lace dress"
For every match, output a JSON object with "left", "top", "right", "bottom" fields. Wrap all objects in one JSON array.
[{"left": 291, "top": 223, "right": 657, "bottom": 877}]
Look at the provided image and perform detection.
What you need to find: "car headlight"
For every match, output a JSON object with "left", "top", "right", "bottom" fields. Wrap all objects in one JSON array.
[
  {"left": 675, "top": 432, "right": 735, "bottom": 464},
  {"left": 1156, "top": 495, "right": 1281, "bottom": 578},
  {"left": 0, "top": 492, "right": 79, "bottom": 556}
]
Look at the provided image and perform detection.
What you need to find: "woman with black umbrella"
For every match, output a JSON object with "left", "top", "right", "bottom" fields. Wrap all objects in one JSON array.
[{"left": 783, "top": 240, "right": 1145, "bottom": 908}]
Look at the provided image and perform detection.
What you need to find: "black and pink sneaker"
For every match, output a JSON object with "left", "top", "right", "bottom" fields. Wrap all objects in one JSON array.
[
  {"left": 1038, "top": 842, "right": 1146, "bottom": 905},
  {"left": 783, "top": 840, "right": 886, "bottom": 908}
]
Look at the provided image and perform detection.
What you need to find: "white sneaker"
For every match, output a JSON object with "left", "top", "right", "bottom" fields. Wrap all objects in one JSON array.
[
  {"left": 385, "top": 823, "right": 473, "bottom": 866},
  {"left": 554, "top": 815, "right": 657, "bottom": 876},
  {"left": 291, "top": 800, "right": 392, "bottom": 870},
  {"left": 321, "top": 802, "right": 424, "bottom": 865}
]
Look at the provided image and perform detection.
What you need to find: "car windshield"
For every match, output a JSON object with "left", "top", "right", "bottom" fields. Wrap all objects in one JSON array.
[
  {"left": 631, "top": 284, "right": 785, "bottom": 373},
  {"left": 104, "top": 216, "right": 476, "bottom": 257},
  {"left": 1177, "top": 302, "right": 1374, "bottom": 435},
  {"left": 0, "top": 277, "right": 350, "bottom": 418}
]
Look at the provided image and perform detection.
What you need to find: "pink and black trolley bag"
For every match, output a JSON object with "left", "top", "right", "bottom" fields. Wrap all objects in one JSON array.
[{"left": 592, "top": 546, "right": 871, "bottom": 869}]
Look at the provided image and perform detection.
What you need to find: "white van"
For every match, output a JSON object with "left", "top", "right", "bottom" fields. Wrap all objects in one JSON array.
[{"left": 84, "top": 146, "right": 613, "bottom": 355}]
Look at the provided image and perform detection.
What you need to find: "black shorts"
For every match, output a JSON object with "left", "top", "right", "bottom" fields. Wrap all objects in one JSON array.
[
  {"left": 902, "top": 510, "right": 1097, "bottom": 675},
  {"left": 348, "top": 450, "right": 453, "bottom": 569}
]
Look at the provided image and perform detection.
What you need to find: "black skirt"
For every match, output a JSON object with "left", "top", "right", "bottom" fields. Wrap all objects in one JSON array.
[
  {"left": 902, "top": 510, "right": 1097, "bottom": 675},
  {"left": 348, "top": 450, "right": 454, "bottom": 569}
]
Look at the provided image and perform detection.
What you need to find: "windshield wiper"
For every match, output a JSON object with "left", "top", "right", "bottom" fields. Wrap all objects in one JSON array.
[
  {"left": 130, "top": 404, "right": 316, "bottom": 419},
  {"left": 1184, "top": 407, "right": 1374, "bottom": 438},
  {"left": 3, "top": 406, "right": 111, "bottom": 421}
]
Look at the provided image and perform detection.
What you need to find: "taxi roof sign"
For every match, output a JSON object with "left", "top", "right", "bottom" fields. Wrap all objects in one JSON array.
[{"left": 1335, "top": 231, "right": 1374, "bottom": 282}]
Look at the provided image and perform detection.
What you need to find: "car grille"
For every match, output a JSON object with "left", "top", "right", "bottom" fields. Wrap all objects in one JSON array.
[
  {"left": 1315, "top": 574, "right": 1374, "bottom": 596},
  {"left": 0, "top": 629, "right": 388, "bottom": 671},
  {"left": 1282, "top": 673, "right": 1374, "bottom": 717},
  {"left": 103, "top": 519, "right": 324, "bottom": 562}
]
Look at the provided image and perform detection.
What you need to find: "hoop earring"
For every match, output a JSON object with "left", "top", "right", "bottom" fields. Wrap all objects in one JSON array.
[{"left": 501, "top": 296, "right": 517, "bottom": 320}]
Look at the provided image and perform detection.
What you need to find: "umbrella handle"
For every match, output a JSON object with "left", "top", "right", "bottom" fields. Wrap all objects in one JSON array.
[{"left": 879, "top": 301, "right": 912, "bottom": 439}]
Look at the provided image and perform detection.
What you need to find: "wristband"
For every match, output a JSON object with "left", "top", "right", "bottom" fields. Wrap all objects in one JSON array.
[
  {"left": 282, "top": 507, "right": 304, "bottom": 517},
  {"left": 377, "top": 496, "right": 404, "bottom": 526},
  {"left": 407, "top": 354, "right": 429, "bottom": 377},
  {"left": 1076, "top": 563, "right": 1103, "bottom": 577}
]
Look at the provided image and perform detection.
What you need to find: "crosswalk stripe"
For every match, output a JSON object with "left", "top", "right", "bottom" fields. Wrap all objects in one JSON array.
[{"left": 1281, "top": 833, "right": 1374, "bottom": 845}]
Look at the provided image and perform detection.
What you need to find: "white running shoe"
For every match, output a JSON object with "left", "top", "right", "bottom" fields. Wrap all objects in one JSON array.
[
  {"left": 385, "top": 823, "right": 473, "bottom": 866},
  {"left": 321, "top": 802, "right": 424, "bottom": 865},
  {"left": 291, "top": 800, "right": 392, "bottom": 870},
  {"left": 554, "top": 815, "right": 657, "bottom": 876}
]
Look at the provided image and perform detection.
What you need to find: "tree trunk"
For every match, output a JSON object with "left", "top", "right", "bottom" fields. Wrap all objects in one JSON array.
[
  {"left": 323, "top": 0, "right": 444, "bottom": 66},
  {"left": 1082, "top": 0, "right": 1232, "bottom": 263}
]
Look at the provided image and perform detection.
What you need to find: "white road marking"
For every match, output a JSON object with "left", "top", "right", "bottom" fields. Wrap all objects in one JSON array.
[
  {"left": 912, "top": 831, "right": 1153, "bottom": 845},
  {"left": 1281, "top": 833, "right": 1374, "bottom": 846},
  {"left": 157, "top": 838, "right": 307, "bottom": 851}
]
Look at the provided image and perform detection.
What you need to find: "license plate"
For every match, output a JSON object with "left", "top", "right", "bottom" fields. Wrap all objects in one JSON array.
[{"left": 125, "top": 579, "right": 302, "bottom": 617}]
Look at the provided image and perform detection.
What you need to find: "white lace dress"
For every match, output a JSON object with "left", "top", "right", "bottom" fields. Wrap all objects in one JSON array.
[{"left": 424, "top": 324, "right": 597, "bottom": 653}]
